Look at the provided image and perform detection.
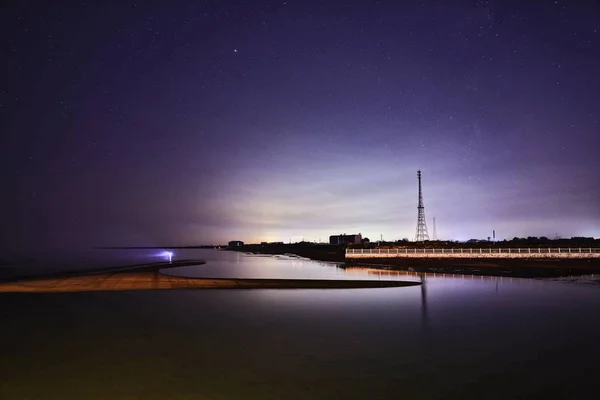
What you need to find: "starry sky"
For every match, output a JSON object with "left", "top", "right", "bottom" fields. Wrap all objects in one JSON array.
[{"left": 1, "top": 0, "right": 599, "bottom": 249}]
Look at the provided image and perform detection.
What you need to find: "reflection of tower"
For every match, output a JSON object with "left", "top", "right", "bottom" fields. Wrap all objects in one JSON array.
[
  {"left": 420, "top": 273, "right": 428, "bottom": 331},
  {"left": 415, "top": 170, "right": 430, "bottom": 242},
  {"left": 432, "top": 217, "right": 438, "bottom": 241}
]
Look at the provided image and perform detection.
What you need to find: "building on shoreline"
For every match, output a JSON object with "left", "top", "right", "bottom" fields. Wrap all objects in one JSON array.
[{"left": 329, "top": 234, "right": 362, "bottom": 245}]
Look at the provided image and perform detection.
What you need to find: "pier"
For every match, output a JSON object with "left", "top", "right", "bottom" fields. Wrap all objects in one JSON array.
[{"left": 346, "top": 247, "right": 600, "bottom": 259}]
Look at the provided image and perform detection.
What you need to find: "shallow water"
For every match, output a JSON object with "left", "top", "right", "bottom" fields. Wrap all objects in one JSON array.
[{"left": 1, "top": 249, "right": 599, "bottom": 399}]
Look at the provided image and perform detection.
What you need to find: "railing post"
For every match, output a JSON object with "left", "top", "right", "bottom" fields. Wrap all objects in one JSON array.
[
  {"left": 528, "top": 248, "right": 530, "bottom": 253},
  {"left": 579, "top": 248, "right": 581, "bottom": 253}
]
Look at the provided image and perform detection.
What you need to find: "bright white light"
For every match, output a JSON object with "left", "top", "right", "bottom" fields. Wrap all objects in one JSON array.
[{"left": 160, "top": 251, "right": 174, "bottom": 262}]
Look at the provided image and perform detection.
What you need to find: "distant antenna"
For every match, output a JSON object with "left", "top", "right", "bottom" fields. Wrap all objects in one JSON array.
[
  {"left": 415, "top": 170, "right": 430, "bottom": 241},
  {"left": 432, "top": 217, "right": 438, "bottom": 241}
]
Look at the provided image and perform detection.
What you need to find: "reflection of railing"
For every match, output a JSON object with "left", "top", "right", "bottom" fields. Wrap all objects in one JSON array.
[
  {"left": 344, "top": 267, "right": 537, "bottom": 284},
  {"left": 345, "top": 248, "right": 600, "bottom": 258}
]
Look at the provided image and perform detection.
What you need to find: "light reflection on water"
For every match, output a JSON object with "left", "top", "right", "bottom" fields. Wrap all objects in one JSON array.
[{"left": 1, "top": 249, "right": 599, "bottom": 399}]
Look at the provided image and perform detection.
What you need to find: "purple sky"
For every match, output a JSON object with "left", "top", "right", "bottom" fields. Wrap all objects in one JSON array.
[{"left": 1, "top": 0, "right": 599, "bottom": 248}]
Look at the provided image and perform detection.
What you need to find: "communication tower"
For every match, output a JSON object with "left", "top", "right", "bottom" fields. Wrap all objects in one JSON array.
[{"left": 415, "top": 170, "right": 430, "bottom": 242}]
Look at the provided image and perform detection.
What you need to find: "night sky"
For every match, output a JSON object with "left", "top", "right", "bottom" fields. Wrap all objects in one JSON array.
[{"left": 1, "top": 1, "right": 599, "bottom": 249}]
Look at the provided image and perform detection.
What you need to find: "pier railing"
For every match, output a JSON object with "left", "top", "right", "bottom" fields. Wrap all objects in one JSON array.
[{"left": 345, "top": 248, "right": 600, "bottom": 259}]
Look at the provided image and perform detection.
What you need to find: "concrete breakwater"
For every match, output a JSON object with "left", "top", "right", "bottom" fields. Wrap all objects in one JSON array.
[{"left": 346, "top": 248, "right": 600, "bottom": 259}]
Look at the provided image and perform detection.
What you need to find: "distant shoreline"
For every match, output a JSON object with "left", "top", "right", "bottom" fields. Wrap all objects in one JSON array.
[{"left": 95, "top": 246, "right": 219, "bottom": 249}]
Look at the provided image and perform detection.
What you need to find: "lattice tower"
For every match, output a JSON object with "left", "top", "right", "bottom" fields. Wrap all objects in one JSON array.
[{"left": 415, "top": 170, "right": 430, "bottom": 242}]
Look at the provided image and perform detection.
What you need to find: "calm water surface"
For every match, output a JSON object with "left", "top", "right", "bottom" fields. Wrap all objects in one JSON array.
[{"left": 1, "top": 249, "right": 599, "bottom": 399}]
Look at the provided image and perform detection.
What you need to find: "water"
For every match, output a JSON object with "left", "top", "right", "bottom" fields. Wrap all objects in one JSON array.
[{"left": 1, "top": 249, "right": 599, "bottom": 399}]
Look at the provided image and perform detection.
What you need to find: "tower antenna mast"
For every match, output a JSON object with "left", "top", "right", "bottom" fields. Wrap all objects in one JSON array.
[{"left": 415, "top": 170, "right": 430, "bottom": 242}]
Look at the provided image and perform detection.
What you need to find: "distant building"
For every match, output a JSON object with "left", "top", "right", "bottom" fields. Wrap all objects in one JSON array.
[
  {"left": 228, "top": 240, "right": 244, "bottom": 247},
  {"left": 329, "top": 234, "right": 362, "bottom": 245}
]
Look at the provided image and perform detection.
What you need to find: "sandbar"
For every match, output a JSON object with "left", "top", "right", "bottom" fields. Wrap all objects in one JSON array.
[{"left": 0, "top": 260, "right": 420, "bottom": 293}]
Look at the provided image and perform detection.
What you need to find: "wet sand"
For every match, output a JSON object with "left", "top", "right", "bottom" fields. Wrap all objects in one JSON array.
[{"left": 0, "top": 259, "right": 420, "bottom": 293}]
